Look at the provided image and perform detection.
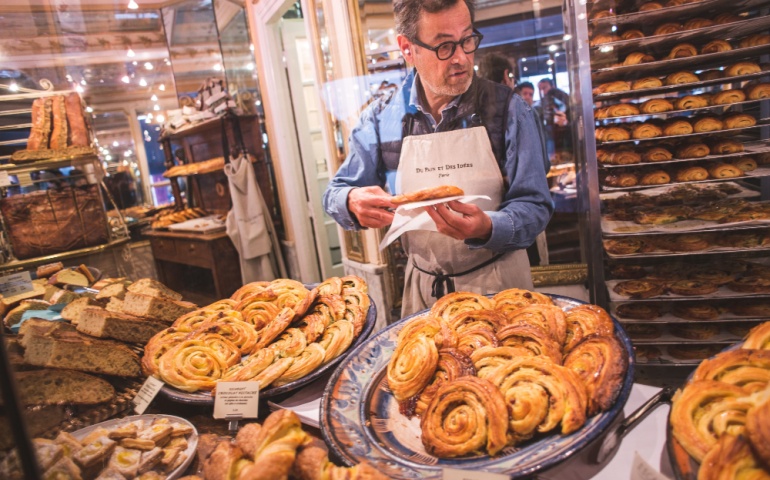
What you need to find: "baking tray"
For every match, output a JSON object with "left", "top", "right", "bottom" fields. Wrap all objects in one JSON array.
[
  {"left": 607, "top": 279, "right": 770, "bottom": 302},
  {"left": 626, "top": 322, "right": 751, "bottom": 344},
  {"left": 591, "top": 44, "right": 770, "bottom": 84},
  {"left": 593, "top": 70, "right": 770, "bottom": 102},
  {"left": 611, "top": 301, "right": 770, "bottom": 324},
  {"left": 588, "top": 0, "right": 770, "bottom": 28},
  {"left": 597, "top": 118, "right": 770, "bottom": 146},
  {"left": 603, "top": 238, "right": 770, "bottom": 258},
  {"left": 590, "top": 14, "right": 770, "bottom": 61},
  {"left": 599, "top": 140, "right": 770, "bottom": 170},
  {"left": 633, "top": 344, "right": 726, "bottom": 365},
  {"left": 596, "top": 98, "right": 769, "bottom": 124},
  {"left": 601, "top": 167, "right": 770, "bottom": 194},
  {"left": 600, "top": 180, "right": 758, "bottom": 199}
]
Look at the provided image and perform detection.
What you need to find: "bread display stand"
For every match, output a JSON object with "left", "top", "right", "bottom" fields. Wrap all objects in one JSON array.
[{"left": 566, "top": 0, "right": 770, "bottom": 371}]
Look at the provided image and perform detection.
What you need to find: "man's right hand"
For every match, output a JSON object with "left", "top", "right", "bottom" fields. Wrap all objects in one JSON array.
[{"left": 347, "top": 186, "right": 396, "bottom": 228}]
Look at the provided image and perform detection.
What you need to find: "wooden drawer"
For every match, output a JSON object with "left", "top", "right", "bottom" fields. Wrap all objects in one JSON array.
[
  {"left": 173, "top": 239, "right": 215, "bottom": 268},
  {"left": 150, "top": 237, "right": 176, "bottom": 261}
]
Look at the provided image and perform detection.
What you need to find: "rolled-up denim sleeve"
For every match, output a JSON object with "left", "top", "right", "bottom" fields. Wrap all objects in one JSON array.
[
  {"left": 322, "top": 105, "right": 385, "bottom": 230},
  {"left": 467, "top": 95, "right": 554, "bottom": 252}
]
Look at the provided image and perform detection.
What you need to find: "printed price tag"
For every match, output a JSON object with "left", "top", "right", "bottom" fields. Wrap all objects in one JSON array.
[
  {"left": 0, "top": 171, "right": 10, "bottom": 187},
  {"left": 443, "top": 468, "right": 509, "bottom": 480},
  {"left": 16, "top": 172, "right": 33, "bottom": 188},
  {"left": 213, "top": 382, "right": 260, "bottom": 419},
  {"left": 133, "top": 376, "right": 165, "bottom": 414},
  {"left": 0, "top": 271, "right": 33, "bottom": 297},
  {"left": 631, "top": 452, "right": 672, "bottom": 480}
]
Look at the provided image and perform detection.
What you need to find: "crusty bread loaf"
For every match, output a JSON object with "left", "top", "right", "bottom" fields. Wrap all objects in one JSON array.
[
  {"left": 121, "top": 291, "right": 196, "bottom": 323},
  {"left": 96, "top": 282, "right": 130, "bottom": 301},
  {"left": 127, "top": 279, "right": 183, "bottom": 301},
  {"left": 22, "top": 326, "right": 141, "bottom": 377},
  {"left": 77, "top": 307, "right": 168, "bottom": 344},
  {"left": 91, "top": 277, "right": 128, "bottom": 291},
  {"left": 106, "top": 297, "right": 125, "bottom": 313},
  {"left": 12, "top": 369, "right": 115, "bottom": 406},
  {"left": 3, "top": 299, "right": 51, "bottom": 328},
  {"left": 0, "top": 281, "right": 47, "bottom": 317},
  {"left": 49, "top": 95, "right": 68, "bottom": 150},
  {"left": 48, "top": 269, "right": 89, "bottom": 288},
  {"left": 49, "top": 289, "right": 81, "bottom": 305},
  {"left": 36, "top": 262, "right": 64, "bottom": 279},
  {"left": 18, "top": 318, "right": 77, "bottom": 347},
  {"left": 61, "top": 297, "right": 106, "bottom": 324}
]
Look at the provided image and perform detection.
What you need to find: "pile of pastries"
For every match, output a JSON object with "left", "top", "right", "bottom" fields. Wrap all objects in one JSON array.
[
  {"left": 143, "top": 276, "right": 369, "bottom": 392},
  {"left": 670, "top": 321, "right": 770, "bottom": 478},
  {"left": 195, "top": 409, "right": 387, "bottom": 480},
  {"left": 605, "top": 196, "right": 770, "bottom": 225},
  {"left": 386, "top": 289, "right": 628, "bottom": 457},
  {"left": 595, "top": 111, "right": 758, "bottom": 144},
  {"left": 590, "top": 1, "right": 742, "bottom": 22},
  {"left": 615, "top": 296, "right": 770, "bottom": 321},
  {"left": 625, "top": 321, "right": 753, "bottom": 341},
  {"left": 604, "top": 230, "right": 770, "bottom": 255},
  {"left": 612, "top": 258, "right": 770, "bottom": 299},
  {"left": 603, "top": 183, "right": 742, "bottom": 209},
  {"left": 150, "top": 208, "right": 209, "bottom": 229}
]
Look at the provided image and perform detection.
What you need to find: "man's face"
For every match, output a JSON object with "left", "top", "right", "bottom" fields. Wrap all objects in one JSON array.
[
  {"left": 410, "top": 1, "right": 475, "bottom": 99},
  {"left": 520, "top": 87, "right": 534, "bottom": 106},
  {"left": 539, "top": 81, "right": 551, "bottom": 97}
]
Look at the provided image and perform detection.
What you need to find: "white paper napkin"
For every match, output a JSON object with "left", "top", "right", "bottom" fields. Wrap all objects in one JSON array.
[{"left": 379, "top": 195, "right": 491, "bottom": 249}]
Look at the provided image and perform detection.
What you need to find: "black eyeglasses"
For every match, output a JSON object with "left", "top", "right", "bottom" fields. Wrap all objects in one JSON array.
[{"left": 410, "top": 29, "right": 484, "bottom": 61}]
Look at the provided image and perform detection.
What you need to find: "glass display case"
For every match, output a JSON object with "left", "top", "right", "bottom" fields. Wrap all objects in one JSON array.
[{"left": 564, "top": 0, "right": 770, "bottom": 367}]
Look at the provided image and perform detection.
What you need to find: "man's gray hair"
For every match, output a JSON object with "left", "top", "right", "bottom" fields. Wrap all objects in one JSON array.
[{"left": 394, "top": 0, "right": 476, "bottom": 42}]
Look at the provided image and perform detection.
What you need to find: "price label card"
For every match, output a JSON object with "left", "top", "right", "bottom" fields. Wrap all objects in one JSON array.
[
  {"left": 0, "top": 171, "right": 10, "bottom": 187},
  {"left": 16, "top": 172, "right": 33, "bottom": 188},
  {"left": 214, "top": 382, "right": 260, "bottom": 419},
  {"left": 133, "top": 376, "right": 165, "bottom": 414},
  {"left": 443, "top": 468, "right": 509, "bottom": 480},
  {"left": 631, "top": 452, "right": 672, "bottom": 480},
  {"left": 0, "top": 271, "right": 33, "bottom": 297}
]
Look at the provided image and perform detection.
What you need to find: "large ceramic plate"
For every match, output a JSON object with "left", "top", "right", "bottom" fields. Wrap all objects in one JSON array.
[
  {"left": 158, "top": 297, "right": 377, "bottom": 404},
  {"left": 320, "top": 294, "right": 636, "bottom": 479},
  {"left": 70, "top": 414, "right": 197, "bottom": 480}
]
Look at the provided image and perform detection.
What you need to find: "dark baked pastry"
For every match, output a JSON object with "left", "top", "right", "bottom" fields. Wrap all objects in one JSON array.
[
  {"left": 609, "top": 264, "right": 648, "bottom": 279},
  {"left": 635, "top": 205, "right": 690, "bottom": 224},
  {"left": 595, "top": 81, "right": 631, "bottom": 94},
  {"left": 699, "top": 70, "right": 724, "bottom": 81},
  {"left": 603, "top": 172, "right": 638, "bottom": 187},
  {"left": 642, "top": 146, "right": 673, "bottom": 162},
  {"left": 675, "top": 166, "right": 709, "bottom": 182},
  {"left": 590, "top": 9, "right": 615, "bottom": 19},
  {"left": 676, "top": 143, "right": 710, "bottom": 158},
  {"left": 689, "top": 268, "right": 735, "bottom": 286},
  {"left": 613, "top": 280, "right": 664, "bottom": 299},
  {"left": 621, "top": 30, "right": 645, "bottom": 40},
  {"left": 669, "top": 279, "right": 719, "bottom": 296},
  {"left": 671, "top": 303, "right": 720, "bottom": 320},
  {"left": 667, "top": 43, "right": 698, "bottom": 59},
  {"left": 594, "top": 107, "right": 609, "bottom": 120},
  {"left": 640, "top": 98, "right": 674, "bottom": 113},
  {"left": 623, "top": 52, "right": 655, "bottom": 66},
  {"left": 672, "top": 234, "right": 711, "bottom": 251},
  {"left": 654, "top": 23, "right": 682, "bottom": 36},
  {"left": 708, "top": 163, "right": 743, "bottom": 179},
  {"left": 745, "top": 83, "right": 770, "bottom": 100},
  {"left": 608, "top": 149, "right": 642, "bottom": 165},
  {"left": 728, "top": 276, "right": 770, "bottom": 293},
  {"left": 638, "top": 1, "right": 663, "bottom": 10},
  {"left": 564, "top": 335, "right": 627, "bottom": 417},
  {"left": 723, "top": 113, "right": 756, "bottom": 129},
  {"left": 607, "top": 103, "right": 641, "bottom": 117},
  {"left": 728, "top": 300, "right": 770, "bottom": 317},
  {"left": 675, "top": 95, "right": 709, "bottom": 110},
  {"left": 669, "top": 323, "right": 720, "bottom": 340},
  {"left": 710, "top": 139, "right": 743, "bottom": 154},
  {"left": 700, "top": 40, "right": 732, "bottom": 54},
  {"left": 624, "top": 324, "right": 661, "bottom": 339},
  {"left": 604, "top": 238, "right": 652, "bottom": 255},
  {"left": 666, "top": 71, "right": 699, "bottom": 85},
  {"left": 732, "top": 156, "right": 757, "bottom": 172},
  {"left": 692, "top": 116, "right": 724, "bottom": 133},
  {"left": 590, "top": 34, "right": 621, "bottom": 47},
  {"left": 725, "top": 62, "right": 761, "bottom": 77},
  {"left": 667, "top": 344, "right": 721, "bottom": 360},
  {"left": 682, "top": 18, "right": 714, "bottom": 31},
  {"left": 740, "top": 34, "right": 770, "bottom": 49},
  {"left": 711, "top": 89, "right": 746, "bottom": 105},
  {"left": 663, "top": 119, "right": 693, "bottom": 136},
  {"left": 640, "top": 170, "right": 671, "bottom": 185},
  {"left": 632, "top": 123, "right": 663, "bottom": 139},
  {"left": 713, "top": 13, "right": 741, "bottom": 24},
  {"left": 632, "top": 77, "right": 664, "bottom": 90},
  {"left": 600, "top": 126, "right": 632, "bottom": 142},
  {"left": 616, "top": 303, "right": 660, "bottom": 320}
]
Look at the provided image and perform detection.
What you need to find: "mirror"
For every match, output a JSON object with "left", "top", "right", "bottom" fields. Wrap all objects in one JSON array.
[{"left": 214, "top": 0, "right": 261, "bottom": 115}]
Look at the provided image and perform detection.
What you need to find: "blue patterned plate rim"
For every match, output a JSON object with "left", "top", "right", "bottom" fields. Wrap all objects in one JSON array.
[
  {"left": 667, "top": 342, "right": 744, "bottom": 480},
  {"left": 157, "top": 293, "right": 377, "bottom": 404},
  {"left": 320, "top": 293, "right": 636, "bottom": 479}
]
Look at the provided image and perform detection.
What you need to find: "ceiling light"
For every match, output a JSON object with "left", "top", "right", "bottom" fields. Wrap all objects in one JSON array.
[
  {"left": 75, "top": 85, "right": 84, "bottom": 93},
  {"left": 144, "top": 62, "right": 153, "bottom": 70},
  {"left": 8, "top": 82, "right": 18, "bottom": 92},
  {"left": 85, "top": 106, "right": 93, "bottom": 113},
  {"left": 132, "top": 61, "right": 138, "bottom": 66},
  {"left": 213, "top": 63, "right": 222, "bottom": 71},
  {"left": 159, "top": 84, "right": 166, "bottom": 91},
  {"left": 153, "top": 104, "right": 160, "bottom": 111},
  {"left": 521, "top": 58, "right": 527, "bottom": 62},
  {"left": 611, "top": 25, "right": 618, "bottom": 32},
  {"left": 249, "top": 44, "right": 254, "bottom": 52},
  {"left": 548, "top": 44, "right": 558, "bottom": 52},
  {"left": 121, "top": 76, "right": 130, "bottom": 83},
  {"left": 255, "top": 100, "right": 262, "bottom": 106},
  {"left": 80, "top": 79, "right": 86, "bottom": 85},
  {"left": 546, "top": 59, "right": 554, "bottom": 65},
  {"left": 151, "top": 94, "right": 158, "bottom": 101},
  {"left": 112, "top": 141, "right": 119, "bottom": 147},
  {"left": 127, "top": 48, "right": 135, "bottom": 58},
  {"left": 563, "top": 34, "right": 572, "bottom": 41},
  {"left": 247, "top": 63, "right": 254, "bottom": 71},
  {"left": 147, "top": 113, "right": 153, "bottom": 120},
  {"left": 127, "top": 0, "right": 139, "bottom": 9},
  {"left": 139, "top": 78, "right": 147, "bottom": 87},
  {"left": 106, "top": 154, "right": 113, "bottom": 161},
  {"left": 124, "top": 151, "right": 131, "bottom": 157},
  {"left": 156, "top": 114, "right": 165, "bottom": 123}
]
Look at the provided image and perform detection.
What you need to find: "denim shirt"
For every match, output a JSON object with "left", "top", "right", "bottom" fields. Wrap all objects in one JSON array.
[{"left": 322, "top": 71, "right": 553, "bottom": 253}]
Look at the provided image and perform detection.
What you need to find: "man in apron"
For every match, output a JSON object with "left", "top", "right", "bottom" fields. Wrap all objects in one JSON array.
[{"left": 323, "top": 0, "right": 553, "bottom": 318}]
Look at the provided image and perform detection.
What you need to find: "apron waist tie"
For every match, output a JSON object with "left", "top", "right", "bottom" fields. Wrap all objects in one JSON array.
[{"left": 413, "top": 253, "right": 505, "bottom": 299}]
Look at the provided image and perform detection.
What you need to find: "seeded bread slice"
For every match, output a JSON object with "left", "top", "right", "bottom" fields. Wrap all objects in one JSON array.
[
  {"left": 61, "top": 297, "right": 106, "bottom": 324},
  {"left": 127, "top": 278, "right": 183, "bottom": 301},
  {"left": 96, "top": 282, "right": 130, "bottom": 301},
  {"left": 13, "top": 369, "right": 115, "bottom": 406},
  {"left": 121, "top": 291, "right": 196, "bottom": 324},
  {"left": 22, "top": 328, "right": 141, "bottom": 377},
  {"left": 77, "top": 307, "right": 168, "bottom": 344}
]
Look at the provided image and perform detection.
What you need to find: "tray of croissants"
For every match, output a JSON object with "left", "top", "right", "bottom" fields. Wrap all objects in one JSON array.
[
  {"left": 667, "top": 319, "right": 770, "bottom": 479},
  {"left": 319, "top": 289, "right": 634, "bottom": 479},
  {"left": 142, "top": 276, "right": 375, "bottom": 403}
]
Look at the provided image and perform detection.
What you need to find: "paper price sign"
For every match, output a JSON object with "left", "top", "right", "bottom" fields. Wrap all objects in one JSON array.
[
  {"left": 213, "top": 382, "right": 260, "bottom": 419},
  {"left": 0, "top": 271, "right": 33, "bottom": 297},
  {"left": 0, "top": 171, "right": 10, "bottom": 187},
  {"left": 443, "top": 468, "right": 509, "bottom": 480},
  {"left": 133, "top": 376, "right": 165, "bottom": 414}
]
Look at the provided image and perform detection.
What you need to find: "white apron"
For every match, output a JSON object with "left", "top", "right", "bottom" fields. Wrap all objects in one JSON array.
[{"left": 397, "top": 126, "right": 533, "bottom": 317}]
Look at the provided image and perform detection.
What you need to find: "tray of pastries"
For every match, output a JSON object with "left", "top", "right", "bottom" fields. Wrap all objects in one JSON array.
[
  {"left": 667, "top": 320, "right": 770, "bottom": 479},
  {"left": 587, "top": 0, "right": 769, "bottom": 28},
  {"left": 634, "top": 343, "right": 726, "bottom": 365},
  {"left": 608, "top": 258, "right": 770, "bottom": 301},
  {"left": 598, "top": 139, "right": 770, "bottom": 170},
  {"left": 624, "top": 320, "right": 758, "bottom": 344},
  {"left": 148, "top": 276, "right": 376, "bottom": 404},
  {"left": 603, "top": 230, "right": 770, "bottom": 257},
  {"left": 612, "top": 297, "right": 770, "bottom": 323},
  {"left": 593, "top": 64, "right": 770, "bottom": 100},
  {"left": 601, "top": 181, "right": 756, "bottom": 205},
  {"left": 320, "top": 289, "right": 634, "bottom": 478}
]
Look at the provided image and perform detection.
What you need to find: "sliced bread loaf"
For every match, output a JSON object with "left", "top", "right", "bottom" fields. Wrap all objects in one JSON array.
[
  {"left": 48, "top": 269, "right": 89, "bottom": 288},
  {"left": 95, "top": 282, "right": 129, "bottom": 300},
  {"left": 77, "top": 307, "right": 168, "bottom": 344},
  {"left": 105, "top": 297, "right": 124, "bottom": 313},
  {"left": 91, "top": 277, "right": 128, "bottom": 291},
  {"left": 61, "top": 297, "right": 106, "bottom": 324},
  {"left": 13, "top": 369, "right": 115, "bottom": 406},
  {"left": 22, "top": 327, "right": 141, "bottom": 377},
  {"left": 121, "top": 291, "right": 196, "bottom": 323},
  {"left": 127, "top": 278, "right": 183, "bottom": 301}
]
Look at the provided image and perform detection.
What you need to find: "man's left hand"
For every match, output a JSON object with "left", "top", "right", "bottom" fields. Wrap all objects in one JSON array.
[{"left": 424, "top": 200, "right": 492, "bottom": 242}]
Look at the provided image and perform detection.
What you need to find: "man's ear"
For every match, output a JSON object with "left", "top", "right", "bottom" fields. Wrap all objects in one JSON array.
[
  {"left": 397, "top": 34, "right": 413, "bottom": 63},
  {"left": 503, "top": 69, "right": 515, "bottom": 88}
]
